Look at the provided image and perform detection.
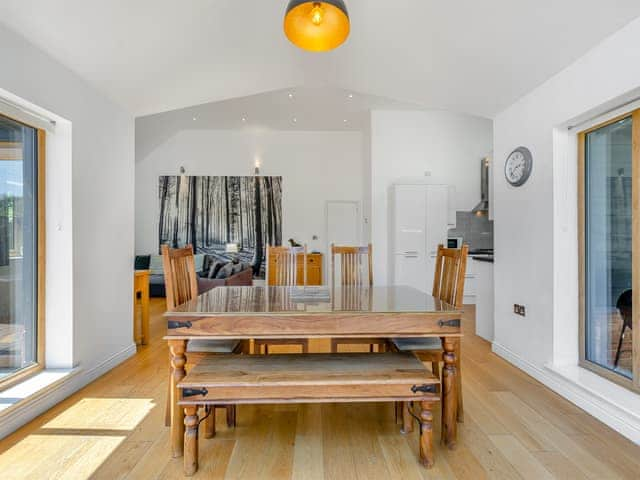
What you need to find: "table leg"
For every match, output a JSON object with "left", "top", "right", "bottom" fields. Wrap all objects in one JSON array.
[
  {"left": 441, "top": 336, "right": 458, "bottom": 449},
  {"left": 169, "top": 339, "right": 187, "bottom": 458},
  {"left": 140, "top": 284, "right": 150, "bottom": 345},
  {"left": 133, "top": 291, "right": 141, "bottom": 345},
  {"left": 455, "top": 338, "right": 463, "bottom": 422}
]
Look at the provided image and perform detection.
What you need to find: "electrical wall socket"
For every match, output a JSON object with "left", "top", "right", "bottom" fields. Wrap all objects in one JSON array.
[{"left": 513, "top": 304, "right": 526, "bottom": 316}]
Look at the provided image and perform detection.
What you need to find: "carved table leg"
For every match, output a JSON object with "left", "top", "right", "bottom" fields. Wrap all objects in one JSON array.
[
  {"left": 455, "top": 338, "right": 464, "bottom": 423},
  {"left": 419, "top": 401, "right": 435, "bottom": 468},
  {"left": 169, "top": 339, "right": 187, "bottom": 458},
  {"left": 441, "top": 336, "right": 458, "bottom": 449},
  {"left": 184, "top": 406, "right": 199, "bottom": 476},
  {"left": 401, "top": 401, "right": 414, "bottom": 434},
  {"left": 204, "top": 406, "right": 216, "bottom": 439}
]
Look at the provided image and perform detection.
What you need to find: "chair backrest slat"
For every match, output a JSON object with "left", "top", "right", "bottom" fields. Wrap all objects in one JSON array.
[
  {"left": 267, "top": 245, "right": 308, "bottom": 286},
  {"left": 331, "top": 244, "right": 373, "bottom": 287},
  {"left": 161, "top": 244, "right": 199, "bottom": 311},
  {"left": 432, "top": 244, "right": 469, "bottom": 308}
]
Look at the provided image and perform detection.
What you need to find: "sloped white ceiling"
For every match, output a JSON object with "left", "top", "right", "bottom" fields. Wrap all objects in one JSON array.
[{"left": 1, "top": 0, "right": 640, "bottom": 118}]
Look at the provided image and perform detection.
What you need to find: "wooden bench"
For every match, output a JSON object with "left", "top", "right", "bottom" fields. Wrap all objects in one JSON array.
[{"left": 178, "top": 352, "right": 440, "bottom": 476}]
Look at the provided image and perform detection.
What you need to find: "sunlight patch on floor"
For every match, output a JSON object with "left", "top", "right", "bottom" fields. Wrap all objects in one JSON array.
[
  {"left": 0, "top": 398, "right": 156, "bottom": 479},
  {"left": 0, "top": 434, "right": 126, "bottom": 479},
  {"left": 40, "top": 397, "right": 155, "bottom": 431}
]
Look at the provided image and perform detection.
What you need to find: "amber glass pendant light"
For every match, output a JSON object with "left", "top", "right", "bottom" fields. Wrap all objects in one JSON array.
[{"left": 284, "top": 1, "right": 350, "bottom": 52}]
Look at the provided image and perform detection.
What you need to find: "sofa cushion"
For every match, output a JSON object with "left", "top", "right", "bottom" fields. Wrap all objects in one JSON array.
[
  {"left": 215, "top": 262, "right": 235, "bottom": 279},
  {"left": 207, "top": 260, "right": 226, "bottom": 279},
  {"left": 149, "top": 255, "right": 164, "bottom": 275},
  {"left": 194, "top": 254, "right": 205, "bottom": 273},
  {"left": 134, "top": 255, "right": 151, "bottom": 270}
]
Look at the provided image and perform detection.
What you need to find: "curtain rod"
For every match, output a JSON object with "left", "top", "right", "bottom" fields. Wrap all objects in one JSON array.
[
  {"left": 0, "top": 96, "right": 57, "bottom": 127},
  {"left": 568, "top": 95, "right": 640, "bottom": 130}
]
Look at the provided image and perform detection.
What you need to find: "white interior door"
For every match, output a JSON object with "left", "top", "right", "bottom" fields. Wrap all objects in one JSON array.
[
  {"left": 326, "top": 201, "right": 361, "bottom": 248},
  {"left": 327, "top": 201, "right": 362, "bottom": 285}
]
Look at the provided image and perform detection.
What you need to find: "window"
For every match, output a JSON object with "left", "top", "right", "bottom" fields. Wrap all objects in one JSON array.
[
  {"left": 0, "top": 114, "right": 44, "bottom": 387},
  {"left": 579, "top": 109, "right": 639, "bottom": 390}
]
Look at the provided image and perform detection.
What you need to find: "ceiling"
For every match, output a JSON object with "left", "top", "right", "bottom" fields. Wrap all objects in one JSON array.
[
  {"left": 1, "top": 1, "right": 640, "bottom": 118},
  {"left": 137, "top": 86, "right": 417, "bottom": 132}
]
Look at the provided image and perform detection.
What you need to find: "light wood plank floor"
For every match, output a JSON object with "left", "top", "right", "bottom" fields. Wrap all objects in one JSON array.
[{"left": 1, "top": 299, "right": 639, "bottom": 479}]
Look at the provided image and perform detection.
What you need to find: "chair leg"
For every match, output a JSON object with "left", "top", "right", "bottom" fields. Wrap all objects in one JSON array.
[
  {"left": 614, "top": 325, "right": 627, "bottom": 368},
  {"left": 165, "top": 369, "right": 172, "bottom": 427},
  {"left": 419, "top": 402, "right": 434, "bottom": 468},
  {"left": 401, "top": 402, "right": 414, "bottom": 434},
  {"left": 431, "top": 361, "right": 440, "bottom": 381},
  {"left": 226, "top": 405, "right": 236, "bottom": 428},
  {"left": 184, "top": 406, "right": 199, "bottom": 476},
  {"left": 204, "top": 406, "right": 216, "bottom": 439}
]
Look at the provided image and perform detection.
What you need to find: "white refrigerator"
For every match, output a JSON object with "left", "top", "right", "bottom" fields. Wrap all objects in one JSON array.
[{"left": 390, "top": 184, "right": 451, "bottom": 293}]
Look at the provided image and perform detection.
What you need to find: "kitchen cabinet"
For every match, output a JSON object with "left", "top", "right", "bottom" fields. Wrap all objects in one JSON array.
[
  {"left": 471, "top": 258, "right": 494, "bottom": 342},
  {"left": 390, "top": 183, "right": 450, "bottom": 293}
]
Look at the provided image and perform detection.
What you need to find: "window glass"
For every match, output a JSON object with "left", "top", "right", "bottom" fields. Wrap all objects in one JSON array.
[
  {"left": 0, "top": 115, "right": 38, "bottom": 381},
  {"left": 584, "top": 117, "right": 633, "bottom": 379}
]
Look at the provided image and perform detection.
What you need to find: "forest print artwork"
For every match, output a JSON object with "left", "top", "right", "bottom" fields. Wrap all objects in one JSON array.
[{"left": 158, "top": 176, "right": 282, "bottom": 277}]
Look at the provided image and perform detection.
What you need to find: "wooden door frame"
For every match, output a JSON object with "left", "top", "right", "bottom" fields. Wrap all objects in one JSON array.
[
  {"left": 577, "top": 109, "right": 639, "bottom": 391},
  {"left": 0, "top": 114, "right": 46, "bottom": 391}
]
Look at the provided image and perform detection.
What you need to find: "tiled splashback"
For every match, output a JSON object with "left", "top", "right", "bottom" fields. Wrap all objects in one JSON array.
[{"left": 447, "top": 211, "right": 494, "bottom": 250}]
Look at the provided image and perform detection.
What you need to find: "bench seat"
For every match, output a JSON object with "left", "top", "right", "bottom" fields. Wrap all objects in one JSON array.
[{"left": 178, "top": 352, "right": 440, "bottom": 475}]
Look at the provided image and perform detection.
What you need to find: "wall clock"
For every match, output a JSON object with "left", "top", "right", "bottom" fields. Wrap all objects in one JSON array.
[{"left": 504, "top": 146, "right": 533, "bottom": 187}]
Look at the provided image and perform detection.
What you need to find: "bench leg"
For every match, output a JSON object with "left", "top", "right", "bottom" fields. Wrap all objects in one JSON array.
[
  {"left": 184, "top": 406, "right": 199, "bottom": 476},
  {"left": 204, "top": 406, "right": 216, "bottom": 439},
  {"left": 419, "top": 402, "right": 434, "bottom": 468},
  {"left": 401, "top": 402, "right": 414, "bottom": 434}
]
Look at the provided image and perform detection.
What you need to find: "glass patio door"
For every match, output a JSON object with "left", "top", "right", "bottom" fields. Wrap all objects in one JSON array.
[{"left": 579, "top": 110, "right": 639, "bottom": 390}]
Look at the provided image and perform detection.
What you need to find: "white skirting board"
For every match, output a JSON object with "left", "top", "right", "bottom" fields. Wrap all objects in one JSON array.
[
  {"left": 492, "top": 342, "right": 640, "bottom": 445},
  {"left": 0, "top": 343, "right": 137, "bottom": 439}
]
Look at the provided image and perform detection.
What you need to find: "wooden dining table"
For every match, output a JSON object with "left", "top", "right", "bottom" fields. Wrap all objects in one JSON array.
[{"left": 165, "top": 285, "right": 462, "bottom": 458}]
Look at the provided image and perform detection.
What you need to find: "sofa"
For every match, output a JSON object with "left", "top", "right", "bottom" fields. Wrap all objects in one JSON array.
[{"left": 135, "top": 253, "right": 253, "bottom": 298}]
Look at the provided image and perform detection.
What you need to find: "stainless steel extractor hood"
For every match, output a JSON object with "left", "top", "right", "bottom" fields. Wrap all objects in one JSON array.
[{"left": 471, "top": 157, "right": 490, "bottom": 214}]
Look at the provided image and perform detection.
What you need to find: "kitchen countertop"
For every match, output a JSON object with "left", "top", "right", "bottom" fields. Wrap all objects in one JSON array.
[{"left": 470, "top": 255, "right": 494, "bottom": 263}]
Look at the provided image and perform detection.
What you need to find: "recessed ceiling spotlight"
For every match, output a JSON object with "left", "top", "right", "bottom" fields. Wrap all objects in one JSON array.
[
  {"left": 348, "top": 93, "right": 353, "bottom": 99},
  {"left": 192, "top": 117, "right": 197, "bottom": 121},
  {"left": 292, "top": 117, "right": 298, "bottom": 123},
  {"left": 343, "top": 119, "right": 348, "bottom": 123},
  {"left": 242, "top": 117, "right": 247, "bottom": 122},
  {"left": 288, "top": 93, "right": 294, "bottom": 99}
]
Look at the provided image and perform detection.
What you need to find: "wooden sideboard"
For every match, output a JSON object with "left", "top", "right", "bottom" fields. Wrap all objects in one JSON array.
[{"left": 267, "top": 253, "right": 323, "bottom": 286}]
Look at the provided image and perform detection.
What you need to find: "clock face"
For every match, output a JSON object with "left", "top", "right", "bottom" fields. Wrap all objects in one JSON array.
[{"left": 505, "top": 147, "right": 532, "bottom": 186}]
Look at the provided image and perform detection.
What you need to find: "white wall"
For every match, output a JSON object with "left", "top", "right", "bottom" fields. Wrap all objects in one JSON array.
[
  {"left": 493, "top": 16, "right": 640, "bottom": 443},
  {"left": 370, "top": 110, "right": 493, "bottom": 284},
  {"left": 0, "top": 24, "right": 135, "bottom": 436},
  {"left": 135, "top": 127, "right": 364, "bottom": 277}
]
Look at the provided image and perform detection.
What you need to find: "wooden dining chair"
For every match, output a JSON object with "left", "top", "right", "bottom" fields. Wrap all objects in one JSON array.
[
  {"left": 254, "top": 245, "right": 309, "bottom": 354},
  {"left": 330, "top": 244, "right": 387, "bottom": 353},
  {"left": 162, "top": 244, "right": 244, "bottom": 433},
  {"left": 614, "top": 289, "right": 633, "bottom": 368},
  {"left": 392, "top": 244, "right": 468, "bottom": 425}
]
